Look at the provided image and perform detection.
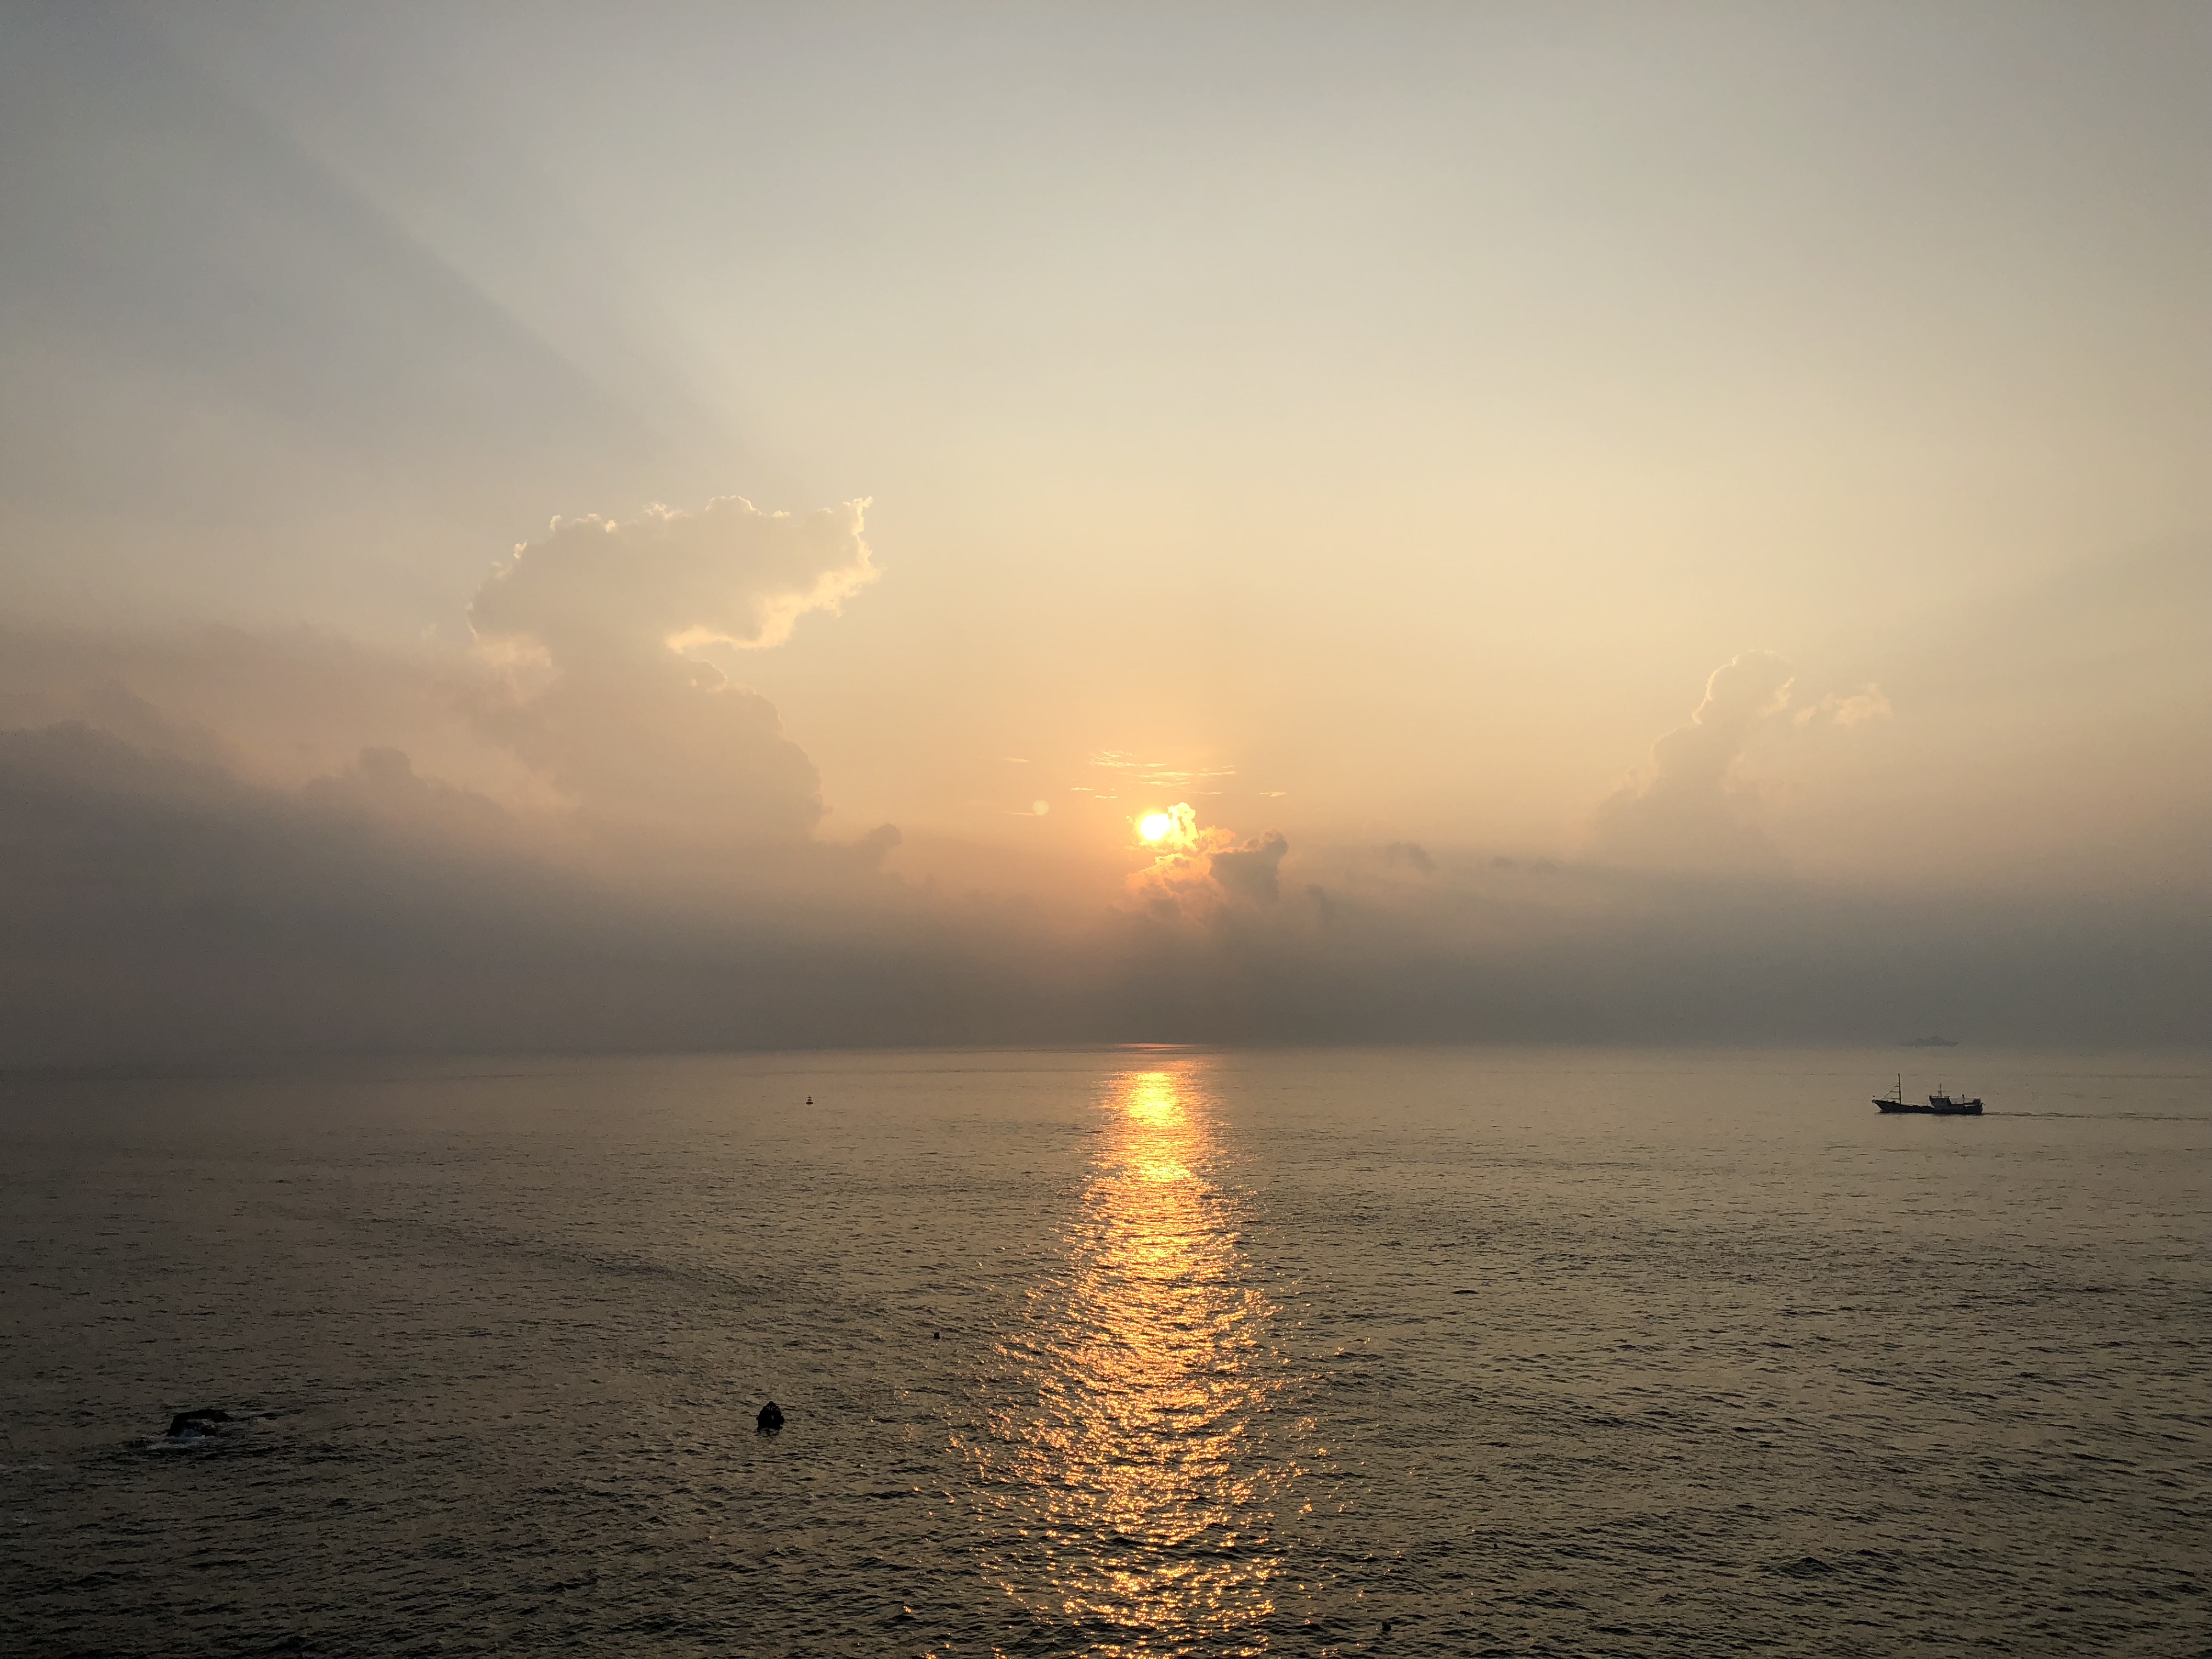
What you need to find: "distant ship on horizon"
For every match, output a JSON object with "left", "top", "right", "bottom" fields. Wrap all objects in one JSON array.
[{"left": 1899, "top": 1035, "right": 1959, "bottom": 1048}]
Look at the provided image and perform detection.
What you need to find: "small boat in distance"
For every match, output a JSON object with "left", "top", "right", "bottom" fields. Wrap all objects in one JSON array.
[{"left": 1875, "top": 1075, "right": 1984, "bottom": 1115}]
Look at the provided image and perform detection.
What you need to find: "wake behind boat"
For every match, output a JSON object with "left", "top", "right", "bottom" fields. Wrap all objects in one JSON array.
[{"left": 1874, "top": 1074, "right": 1983, "bottom": 1115}]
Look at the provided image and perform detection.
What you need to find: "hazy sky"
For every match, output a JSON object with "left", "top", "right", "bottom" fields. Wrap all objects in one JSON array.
[{"left": 2, "top": 3, "right": 2206, "bottom": 1058}]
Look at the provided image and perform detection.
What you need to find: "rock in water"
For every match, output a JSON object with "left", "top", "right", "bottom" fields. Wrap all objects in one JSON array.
[{"left": 757, "top": 1400, "right": 785, "bottom": 1435}]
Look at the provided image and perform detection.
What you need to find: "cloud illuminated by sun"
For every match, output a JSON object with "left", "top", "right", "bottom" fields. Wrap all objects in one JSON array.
[{"left": 1134, "top": 803, "right": 1203, "bottom": 851}]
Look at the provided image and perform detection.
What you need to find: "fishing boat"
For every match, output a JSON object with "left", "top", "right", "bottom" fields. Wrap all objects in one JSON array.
[{"left": 1874, "top": 1075, "right": 1983, "bottom": 1115}]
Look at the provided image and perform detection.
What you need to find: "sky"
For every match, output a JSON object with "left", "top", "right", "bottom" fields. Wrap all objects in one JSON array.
[{"left": 1, "top": 2, "right": 2207, "bottom": 1061}]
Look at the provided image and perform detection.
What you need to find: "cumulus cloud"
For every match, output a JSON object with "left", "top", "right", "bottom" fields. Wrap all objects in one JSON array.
[
  {"left": 469, "top": 654, "right": 826, "bottom": 846},
  {"left": 1795, "top": 686, "right": 1893, "bottom": 727},
  {"left": 1124, "top": 803, "right": 1290, "bottom": 917},
  {"left": 297, "top": 744, "right": 525, "bottom": 853},
  {"left": 1590, "top": 651, "right": 1795, "bottom": 869},
  {"left": 1210, "top": 833, "right": 1289, "bottom": 906},
  {"left": 470, "top": 496, "right": 876, "bottom": 663},
  {"left": 466, "top": 496, "right": 881, "bottom": 852},
  {"left": 1383, "top": 841, "right": 1437, "bottom": 874},
  {"left": 0, "top": 492, "right": 893, "bottom": 869},
  {"left": 1591, "top": 652, "right": 1892, "bottom": 871}
]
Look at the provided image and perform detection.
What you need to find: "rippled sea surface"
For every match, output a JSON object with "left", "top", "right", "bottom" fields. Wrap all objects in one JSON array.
[{"left": 4, "top": 1047, "right": 2208, "bottom": 1657}]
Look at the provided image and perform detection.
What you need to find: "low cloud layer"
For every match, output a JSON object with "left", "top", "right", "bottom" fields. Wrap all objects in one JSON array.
[
  {"left": 0, "top": 550, "right": 2203, "bottom": 1064},
  {"left": 0, "top": 704, "right": 2202, "bottom": 1066}
]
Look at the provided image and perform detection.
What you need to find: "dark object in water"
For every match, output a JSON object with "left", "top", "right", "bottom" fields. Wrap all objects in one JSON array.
[
  {"left": 757, "top": 1400, "right": 785, "bottom": 1435},
  {"left": 1874, "top": 1075, "right": 1983, "bottom": 1115},
  {"left": 165, "top": 1409, "right": 232, "bottom": 1437}
]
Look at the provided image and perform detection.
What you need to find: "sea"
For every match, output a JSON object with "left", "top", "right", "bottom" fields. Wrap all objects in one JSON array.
[{"left": 2, "top": 1047, "right": 2206, "bottom": 1657}]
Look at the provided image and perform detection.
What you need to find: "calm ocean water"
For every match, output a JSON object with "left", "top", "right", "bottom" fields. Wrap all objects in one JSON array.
[{"left": 2, "top": 1047, "right": 2206, "bottom": 1657}]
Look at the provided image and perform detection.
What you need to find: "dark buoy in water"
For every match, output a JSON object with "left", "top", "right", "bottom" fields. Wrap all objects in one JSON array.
[
  {"left": 805, "top": 1096, "right": 812, "bottom": 1105},
  {"left": 757, "top": 1400, "right": 785, "bottom": 1435},
  {"left": 165, "top": 1409, "right": 232, "bottom": 1438}
]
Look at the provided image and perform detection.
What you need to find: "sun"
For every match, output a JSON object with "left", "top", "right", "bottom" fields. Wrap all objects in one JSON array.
[{"left": 1138, "top": 812, "right": 1173, "bottom": 843}]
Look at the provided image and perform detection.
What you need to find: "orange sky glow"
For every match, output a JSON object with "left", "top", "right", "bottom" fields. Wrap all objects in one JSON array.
[{"left": 0, "top": 3, "right": 2205, "bottom": 1058}]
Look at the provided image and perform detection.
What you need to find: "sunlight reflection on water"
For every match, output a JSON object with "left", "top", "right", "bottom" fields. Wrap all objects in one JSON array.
[
  {"left": 10, "top": 1051, "right": 2208, "bottom": 1655},
  {"left": 965, "top": 1064, "right": 1306, "bottom": 1656}
]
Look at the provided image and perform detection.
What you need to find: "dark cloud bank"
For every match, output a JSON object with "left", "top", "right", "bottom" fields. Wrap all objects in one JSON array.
[
  {"left": 4, "top": 510, "right": 2204, "bottom": 1066},
  {"left": 2, "top": 710, "right": 2203, "bottom": 1068}
]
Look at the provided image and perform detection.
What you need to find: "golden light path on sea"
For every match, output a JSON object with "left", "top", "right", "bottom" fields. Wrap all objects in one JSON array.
[{"left": 964, "top": 1065, "right": 1301, "bottom": 1656}]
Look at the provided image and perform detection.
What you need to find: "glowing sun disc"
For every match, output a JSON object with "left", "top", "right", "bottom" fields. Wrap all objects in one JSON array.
[{"left": 1138, "top": 812, "right": 1173, "bottom": 842}]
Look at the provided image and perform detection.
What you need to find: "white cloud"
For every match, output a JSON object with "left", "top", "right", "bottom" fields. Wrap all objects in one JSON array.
[
  {"left": 1795, "top": 686, "right": 1893, "bottom": 727},
  {"left": 470, "top": 496, "right": 875, "bottom": 663},
  {"left": 1589, "top": 651, "right": 1796, "bottom": 870},
  {"left": 1591, "top": 653, "right": 1895, "bottom": 870},
  {"left": 465, "top": 496, "right": 878, "bottom": 849}
]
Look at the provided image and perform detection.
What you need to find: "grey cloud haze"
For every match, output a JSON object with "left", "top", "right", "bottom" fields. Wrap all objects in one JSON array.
[
  {"left": 0, "top": 630, "right": 2204, "bottom": 1066},
  {"left": 2, "top": 522, "right": 2203, "bottom": 1072}
]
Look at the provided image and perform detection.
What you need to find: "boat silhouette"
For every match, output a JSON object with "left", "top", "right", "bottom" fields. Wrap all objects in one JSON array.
[{"left": 1874, "top": 1074, "right": 1983, "bottom": 1115}]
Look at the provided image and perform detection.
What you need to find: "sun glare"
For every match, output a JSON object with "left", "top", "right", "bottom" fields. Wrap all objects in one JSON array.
[{"left": 1138, "top": 812, "right": 1173, "bottom": 842}]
